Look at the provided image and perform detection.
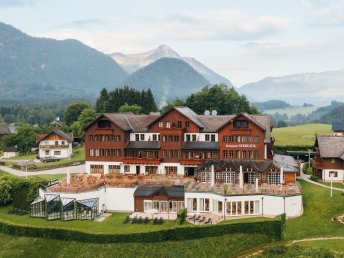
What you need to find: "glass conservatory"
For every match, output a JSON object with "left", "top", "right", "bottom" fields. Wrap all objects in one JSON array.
[
  {"left": 76, "top": 198, "right": 98, "bottom": 220},
  {"left": 31, "top": 196, "right": 46, "bottom": 218},
  {"left": 30, "top": 194, "right": 99, "bottom": 221},
  {"left": 61, "top": 198, "right": 77, "bottom": 221}
]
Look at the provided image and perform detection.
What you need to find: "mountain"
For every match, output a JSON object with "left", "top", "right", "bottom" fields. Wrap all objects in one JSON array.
[
  {"left": 238, "top": 69, "right": 344, "bottom": 106},
  {"left": 253, "top": 100, "right": 291, "bottom": 112},
  {"left": 0, "top": 22, "right": 128, "bottom": 104},
  {"left": 110, "top": 45, "right": 232, "bottom": 86},
  {"left": 118, "top": 57, "right": 210, "bottom": 106}
]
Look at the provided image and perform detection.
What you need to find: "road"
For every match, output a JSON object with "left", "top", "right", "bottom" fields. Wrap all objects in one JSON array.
[{"left": 0, "top": 164, "right": 85, "bottom": 177}]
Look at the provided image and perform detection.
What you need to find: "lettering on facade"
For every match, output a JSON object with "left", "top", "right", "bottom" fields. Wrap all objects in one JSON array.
[{"left": 225, "top": 144, "right": 256, "bottom": 148}]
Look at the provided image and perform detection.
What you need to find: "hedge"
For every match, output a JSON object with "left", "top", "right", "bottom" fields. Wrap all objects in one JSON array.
[{"left": 0, "top": 219, "right": 283, "bottom": 243}]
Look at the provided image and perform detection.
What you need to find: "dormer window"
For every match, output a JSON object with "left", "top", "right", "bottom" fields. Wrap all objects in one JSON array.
[{"left": 234, "top": 120, "right": 248, "bottom": 128}]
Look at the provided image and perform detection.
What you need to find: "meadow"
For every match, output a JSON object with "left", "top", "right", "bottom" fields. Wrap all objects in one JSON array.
[{"left": 272, "top": 124, "right": 332, "bottom": 146}]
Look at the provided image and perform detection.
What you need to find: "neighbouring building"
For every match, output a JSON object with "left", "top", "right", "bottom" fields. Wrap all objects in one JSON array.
[
  {"left": 36, "top": 129, "right": 73, "bottom": 160},
  {"left": 311, "top": 135, "right": 344, "bottom": 181},
  {"left": 3, "top": 147, "right": 19, "bottom": 158},
  {"left": 85, "top": 107, "right": 274, "bottom": 176},
  {"left": 332, "top": 122, "right": 344, "bottom": 136},
  {"left": 0, "top": 123, "right": 16, "bottom": 140}
]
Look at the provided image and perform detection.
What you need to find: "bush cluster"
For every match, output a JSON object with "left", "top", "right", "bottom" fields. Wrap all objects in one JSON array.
[{"left": 0, "top": 219, "right": 283, "bottom": 244}]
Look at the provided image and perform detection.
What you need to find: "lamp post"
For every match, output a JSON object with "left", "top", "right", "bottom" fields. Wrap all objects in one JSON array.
[
  {"left": 224, "top": 198, "right": 227, "bottom": 220},
  {"left": 261, "top": 197, "right": 264, "bottom": 216},
  {"left": 283, "top": 196, "right": 286, "bottom": 214},
  {"left": 307, "top": 149, "right": 311, "bottom": 167}
]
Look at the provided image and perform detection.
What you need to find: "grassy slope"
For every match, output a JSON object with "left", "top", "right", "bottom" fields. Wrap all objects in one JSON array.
[
  {"left": 284, "top": 180, "right": 344, "bottom": 240},
  {"left": 272, "top": 124, "right": 332, "bottom": 146},
  {"left": 0, "top": 170, "right": 65, "bottom": 181},
  {"left": 0, "top": 232, "right": 270, "bottom": 258},
  {"left": 295, "top": 239, "right": 344, "bottom": 252}
]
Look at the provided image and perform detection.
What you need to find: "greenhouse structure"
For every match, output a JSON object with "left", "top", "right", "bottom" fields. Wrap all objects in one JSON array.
[{"left": 31, "top": 194, "right": 98, "bottom": 221}]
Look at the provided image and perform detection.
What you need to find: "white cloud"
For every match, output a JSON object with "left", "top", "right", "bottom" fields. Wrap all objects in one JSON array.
[
  {"left": 0, "top": 0, "right": 34, "bottom": 7},
  {"left": 34, "top": 10, "right": 288, "bottom": 54},
  {"left": 304, "top": 0, "right": 344, "bottom": 26}
]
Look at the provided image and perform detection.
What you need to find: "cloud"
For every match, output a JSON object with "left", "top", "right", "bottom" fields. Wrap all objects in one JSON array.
[
  {"left": 0, "top": 0, "right": 34, "bottom": 7},
  {"left": 35, "top": 10, "right": 288, "bottom": 54},
  {"left": 58, "top": 19, "right": 105, "bottom": 29},
  {"left": 304, "top": 0, "right": 344, "bottom": 26}
]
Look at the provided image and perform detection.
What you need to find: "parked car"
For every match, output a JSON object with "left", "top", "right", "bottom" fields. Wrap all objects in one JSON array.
[{"left": 41, "top": 156, "right": 60, "bottom": 163}]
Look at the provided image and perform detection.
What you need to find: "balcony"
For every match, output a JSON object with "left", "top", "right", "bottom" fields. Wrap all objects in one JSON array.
[
  {"left": 180, "top": 158, "right": 204, "bottom": 165},
  {"left": 40, "top": 144, "right": 69, "bottom": 150},
  {"left": 122, "top": 157, "right": 162, "bottom": 165}
]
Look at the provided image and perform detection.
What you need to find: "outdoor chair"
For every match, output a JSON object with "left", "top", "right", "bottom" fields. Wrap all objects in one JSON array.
[
  {"left": 188, "top": 214, "right": 196, "bottom": 221},
  {"left": 204, "top": 218, "right": 212, "bottom": 224},
  {"left": 198, "top": 217, "right": 206, "bottom": 223}
]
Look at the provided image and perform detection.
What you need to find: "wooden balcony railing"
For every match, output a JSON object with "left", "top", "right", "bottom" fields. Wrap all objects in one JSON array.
[
  {"left": 122, "top": 157, "right": 162, "bottom": 164},
  {"left": 40, "top": 144, "right": 69, "bottom": 149}
]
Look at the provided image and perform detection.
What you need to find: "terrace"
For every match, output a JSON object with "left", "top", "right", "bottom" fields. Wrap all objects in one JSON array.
[
  {"left": 47, "top": 173, "right": 194, "bottom": 193},
  {"left": 184, "top": 181, "right": 301, "bottom": 196}
]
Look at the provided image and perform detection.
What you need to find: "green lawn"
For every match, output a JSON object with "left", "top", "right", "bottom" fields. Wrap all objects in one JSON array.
[
  {"left": 0, "top": 170, "right": 65, "bottom": 181},
  {"left": 295, "top": 239, "right": 344, "bottom": 252},
  {"left": 0, "top": 205, "right": 186, "bottom": 234},
  {"left": 284, "top": 180, "right": 344, "bottom": 240},
  {"left": 8, "top": 152, "right": 37, "bottom": 160},
  {"left": 0, "top": 231, "right": 270, "bottom": 258},
  {"left": 272, "top": 124, "right": 332, "bottom": 146},
  {"left": 318, "top": 181, "right": 344, "bottom": 189}
]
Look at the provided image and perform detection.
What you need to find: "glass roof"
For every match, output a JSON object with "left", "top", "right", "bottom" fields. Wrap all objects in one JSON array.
[
  {"left": 44, "top": 194, "right": 59, "bottom": 203},
  {"left": 77, "top": 199, "right": 97, "bottom": 208}
]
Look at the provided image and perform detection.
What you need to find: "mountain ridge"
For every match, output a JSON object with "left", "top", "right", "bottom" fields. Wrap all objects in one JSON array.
[{"left": 111, "top": 45, "right": 232, "bottom": 86}]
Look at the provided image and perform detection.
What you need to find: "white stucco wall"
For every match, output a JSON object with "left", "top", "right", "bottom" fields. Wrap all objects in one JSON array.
[
  {"left": 39, "top": 140, "right": 72, "bottom": 159},
  {"left": 322, "top": 169, "right": 344, "bottom": 182},
  {"left": 185, "top": 192, "right": 303, "bottom": 218},
  {"left": 41, "top": 186, "right": 136, "bottom": 213}
]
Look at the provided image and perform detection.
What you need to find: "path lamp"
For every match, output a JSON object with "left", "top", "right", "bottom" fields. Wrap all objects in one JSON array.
[
  {"left": 283, "top": 196, "right": 286, "bottom": 214},
  {"left": 261, "top": 197, "right": 264, "bottom": 217},
  {"left": 224, "top": 198, "right": 227, "bottom": 220}
]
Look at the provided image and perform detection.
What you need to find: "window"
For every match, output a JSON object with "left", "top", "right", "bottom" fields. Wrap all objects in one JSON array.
[
  {"left": 331, "top": 159, "right": 336, "bottom": 164},
  {"left": 169, "top": 201, "right": 178, "bottom": 213},
  {"left": 236, "top": 150, "right": 241, "bottom": 159},
  {"left": 254, "top": 151, "right": 259, "bottom": 159},
  {"left": 200, "top": 198, "right": 210, "bottom": 212},
  {"left": 192, "top": 135, "right": 197, "bottom": 141},
  {"left": 242, "top": 136, "right": 247, "bottom": 143},
  {"left": 61, "top": 141, "right": 65, "bottom": 145},
  {"left": 205, "top": 134, "right": 210, "bottom": 141},
  {"left": 254, "top": 136, "right": 259, "bottom": 142},
  {"left": 200, "top": 172, "right": 211, "bottom": 182},
  {"left": 165, "top": 166, "right": 177, "bottom": 175},
  {"left": 177, "top": 121, "right": 182, "bottom": 128},
  {"left": 55, "top": 141, "right": 58, "bottom": 146},
  {"left": 166, "top": 121, "right": 171, "bottom": 128},
  {"left": 329, "top": 171, "right": 338, "bottom": 178},
  {"left": 124, "top": 165, "right": 130, "bottom": 173},
  {"left": 89, "top": 149, "right": 94, "bottom": 157},
  {"left": 185, "top": 121, "right": 190, "bottom": 128},
  {"left": 211, "top": 134, "right": 216, "bottom": 142},
  {"left": 45, "top": 150, "right": 49, "bottom": 155},
  {"left": 187, "top": 198, "right": 197, "bottom": 211},
  {"left": 174, "top": 135, "right": 179, "bottom": 142},
  {"left": 90, "top": 165, "right": 104, "bottom": 173},
  {"left": 115, "top": 135, "right": 121, "bottom": 142},
  {"left": 106, "top": 149, "right": 111, "bottom": 156},
  {"left": 229, "top": 150, "right": 235, "bottom": 159},
  {"left": 109, "top": 165, "right": 120, "bottom": 173},
  {"left": 99, "top": 149, "right": 105, "bottom": 157},
  {"left": 144, "top": 201, "right": 153, "bottom": 212},
  {"left": 242, "top": 151, "right": 247, "bottom": 159},
  {"left": 234, "top": 120, "right": 248, "bottom": 128},
  {"left": 97, "top": 120, "right": 111, "bottom": 128},
  {"left": 140, "top": 134, "right": 145, "bottom": 141},
  {"left": 152, "top": 134, "right": 158, "bottom": 141},
  {"left": 135, "top": 134, "right": 139, "bottom": 141},
  {"left": 95, "top": 149, "right": 99, "bottom": 157},
  {"left": 163, "top": 150, "right": 168, "bottom": 158},
  {"left": 186, "top": 134, "right": 191, "bottom": 141},
  {"left": 145, "top": 166, "right": 158, "bottom": 175},
  {"left": 223, "top": 150, "right": 228, "bottom": 159},
  {"left": 159, "top": 122, "right": 163, "bottom": 128},
  {"left": 267, "top": 173, "right": 281, "bottom": 185}
]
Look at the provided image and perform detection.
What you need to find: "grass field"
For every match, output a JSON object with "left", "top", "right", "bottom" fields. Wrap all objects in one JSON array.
[
  {"left": 8, "top": 152, "right": 37, "bottom": 160},
  {"left": 284, "top": 180, "right": 344, "bottom": 240},
  {"left": 272, "top": 124, "right": 332, "bottom": 146},
  {"left": 0, "top": 170, "right": 66, "bottom": 181},
  {"left": 264, "top": 106, "right": 319, "bottom": 117},
  {"left": 318, "top": 181, "right": 344, "bottom": 189},
  {"left": 0, "top": 232, "right": 270, "bottom": 258},
  {"left": 294, "top": 239, "right": 344, "bottom": 252}
]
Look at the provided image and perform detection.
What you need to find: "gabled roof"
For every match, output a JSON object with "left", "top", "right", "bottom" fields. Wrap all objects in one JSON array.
[
  {"left": 147, "top": 106, "right": 204, "bottom": 129},
  {"left": 37, "top": 129, "right": 73, "bottom": 143},
  {"left": 0, "top": 123, "right": 16, "bottom": 135},
  {"left": 316, "top": 135, "right": 344, "bottom": 160},
  {"left": 134, "top": 185, "right": 184, "bottom": 198},
  {"left": 332, "top": 122, "right": 344, "bottom": 131}
]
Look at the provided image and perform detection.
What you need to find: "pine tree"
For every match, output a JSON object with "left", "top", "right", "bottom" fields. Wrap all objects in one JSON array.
[{"left": 96, "top": 88, "right": 110, "bottom": 113}]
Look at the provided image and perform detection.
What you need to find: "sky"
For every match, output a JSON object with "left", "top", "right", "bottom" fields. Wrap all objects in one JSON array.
[{"left": 1, "top": 0, "right": 344, "bottom": 86}]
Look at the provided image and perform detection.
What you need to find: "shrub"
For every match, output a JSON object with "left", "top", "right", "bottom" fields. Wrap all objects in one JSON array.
[
  {"left": 177, "top": 208, "right": 187, "bottom": 225},
  {"left": 310, "top": 175, "right": 318, "bottom": 182},
  {"left": 144, "top": 217, "right": 149, "bottom": 224},
  {"left": 0, "top": 219, "right": 283, "bottom": 243},
  {"left": 137, "top": 217, "right": 143, "bottom": 224},
  {"left": 131, "top": 217, "right": 137, "bottom": 224},
  {"left": 264, "top": 245, "right": 287, "bottom": 256},
  {"left": 152, "top": 217, "right": 158, "bottom": 225},
  {"left": 123, "top": 216, "right": 130, "bottom": 224}
]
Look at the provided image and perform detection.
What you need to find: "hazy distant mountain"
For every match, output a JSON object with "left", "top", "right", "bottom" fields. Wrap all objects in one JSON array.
[
  {"left": 238, "top": 69, "right": 344, "bottom": 106},
  {"left": 111, "top": 45, "right": 232, "bottom": 86},
  {"left": 118, "top": 57, "right": 210, "bottom": 106},
  {"left": 0, "top": 22, "right": 128, "bottom": 104}
]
